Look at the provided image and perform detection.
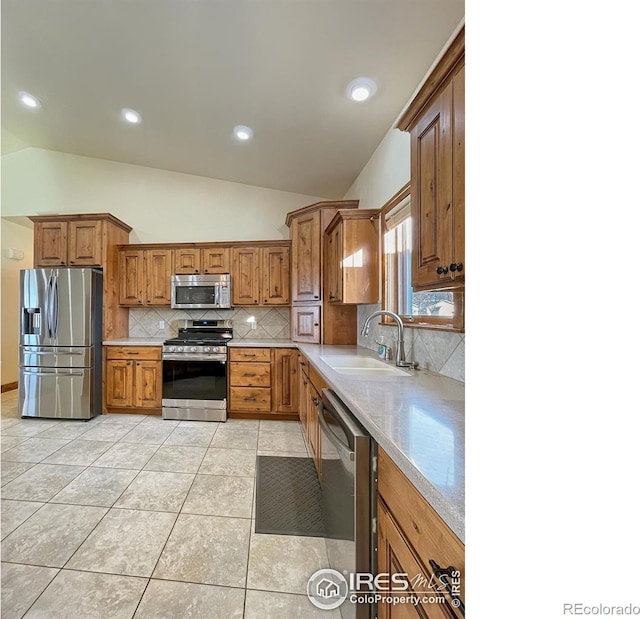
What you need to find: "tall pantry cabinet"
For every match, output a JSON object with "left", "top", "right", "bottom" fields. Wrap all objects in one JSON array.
[{"left": 286, "top": 200, "right": 359, "bottom": 344}]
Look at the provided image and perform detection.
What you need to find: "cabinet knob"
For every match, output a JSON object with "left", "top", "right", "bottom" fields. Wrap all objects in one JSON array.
[
  {"left": 264, "top": 299, "right": 268, "bottom": 303},
  {"left": 60, "top": 261, "right": 65, "bottom": 265},
  {"left": 313, "top": 323, "right": 319, "bottom": 327},
  {"left": 313, "top": 295, "right": 319, "bottom": 299},
  {"left": 436, "top": 266, "right": 449, "bottom": 275},
  {"left": 70, "top": 260, "right": 75, "bottom": 264}
]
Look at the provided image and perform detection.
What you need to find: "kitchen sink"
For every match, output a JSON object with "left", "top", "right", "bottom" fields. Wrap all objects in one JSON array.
[{"left": 320, "top": 355, "right": 412, "bottom": 377}]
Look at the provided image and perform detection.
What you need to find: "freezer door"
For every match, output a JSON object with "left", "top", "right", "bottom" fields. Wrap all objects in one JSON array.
[
  {"left": 19, "top": 367, "right": 96, "bottom": 419},
  {"left": 20, "top": 269, "right": 101, "bottom": 347},
  {"left": 20, "top": 346, "right": 93, "bottom": 369}
]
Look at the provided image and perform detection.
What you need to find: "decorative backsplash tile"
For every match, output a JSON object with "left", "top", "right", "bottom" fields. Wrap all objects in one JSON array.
[
  {"left": 357, "top": 303, "right": 465, "bottom": 383},
  {"left": 129, "top": 307, "right": 290, "bottom": 340}
]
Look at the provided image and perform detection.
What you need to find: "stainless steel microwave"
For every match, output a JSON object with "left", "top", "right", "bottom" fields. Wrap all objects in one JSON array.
[{"left": 171, "top": 274, "right": 232, "bottom": 309}]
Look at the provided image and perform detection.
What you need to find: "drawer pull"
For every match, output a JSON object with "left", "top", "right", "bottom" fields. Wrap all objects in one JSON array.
[
  {"left": 244, "top": 397, "right": 257, "bottom": 402},
  {"left": 244, "top": 373, "right": 257, "bottom": 377},
  {"left": 126, "top": 352, "right": 140, "bottom": 355},
  {"left": 242, "top": 353, "right": 256, "bottom": 357},
  {"left": 428, "top": 559, "right": 464, "bottom": 614}
]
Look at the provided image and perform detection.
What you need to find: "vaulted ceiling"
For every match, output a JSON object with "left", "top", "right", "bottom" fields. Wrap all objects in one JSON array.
[{"left": 1, "top": 0, "right": 464, "bottom": 198}]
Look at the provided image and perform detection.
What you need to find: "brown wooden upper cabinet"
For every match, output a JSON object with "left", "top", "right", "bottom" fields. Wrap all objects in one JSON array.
[
  {"left": 30, "top": 214, "right": 132, "bottom": 269},
  {"left": 396, "top": 28, "right": 465, "bottom": 291},
  {"left": 290, "top": 210, "right": 321, "bottom": 302},
  {"left": 174, "top": 247, "right": 230, "bottom": 275},
  {"left": 324, "top": 209, "right": 380, "bottom": 304},
  {"left": 119, "top": 248, "right": 172, "bottom": 306},
  {"left": 231, "top": 244, "right": 290, "bottom": 306},
  {"left": 33, "top": 218, "right": 104, "bottom": 267}
]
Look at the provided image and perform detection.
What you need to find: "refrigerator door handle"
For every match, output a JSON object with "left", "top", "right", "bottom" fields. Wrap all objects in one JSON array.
[
  {"left": 23, "top": 370, "right": 85, "bottom": 377},
  {"left": 53, "top": 273, "right": 60, "bottom": 339},
  {"left": 44, "top": 274, "right": 52, "bottom": 339}
]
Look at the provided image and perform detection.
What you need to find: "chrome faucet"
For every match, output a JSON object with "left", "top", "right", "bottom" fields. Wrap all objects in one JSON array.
[{"left": 360, "top": 310, "right": 412, "bottom": 367}]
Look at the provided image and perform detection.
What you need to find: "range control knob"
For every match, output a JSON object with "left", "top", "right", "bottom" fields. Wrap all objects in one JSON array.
[
  {"left": 190, "top": 346, "right": 197, "bottom": 352},
  {"left": 213, "top": 346, "right": 220, "bottom": 353},
  {"left": 168, "top": 346, "right": 175, "bottom": 353},
  {"left": 204, "top": 346, "right": 211, "bottom": 353},
  {"left": 177, "top": 346, "right": 184, "bottom": 352}
]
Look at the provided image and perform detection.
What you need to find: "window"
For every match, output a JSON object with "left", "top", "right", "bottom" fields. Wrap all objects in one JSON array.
[{"left": 382, "top": 185, "right": 464, "bottom": 331}]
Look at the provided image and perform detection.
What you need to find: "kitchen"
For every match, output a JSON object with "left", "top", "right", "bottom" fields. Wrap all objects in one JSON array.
[
  {"left": 2, "top": 2, "right": 467, "bottom": 617},
  {"left": 4, "top": 1, "right": 633, "bottom": 618}
]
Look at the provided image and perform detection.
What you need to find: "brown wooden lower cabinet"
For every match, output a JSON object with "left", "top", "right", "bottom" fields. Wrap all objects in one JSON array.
[
  {"left": 228, "top": 347, "right": 298, "bottom": 417},
  {"left": 377, "top": 449, "right": 464, "bottom": 619},
  {"left": 298, "top": 353, "right": 325, "bottom": 474},
  {"left": 105, "top": 346, "right": 162, "bottom": 413}
]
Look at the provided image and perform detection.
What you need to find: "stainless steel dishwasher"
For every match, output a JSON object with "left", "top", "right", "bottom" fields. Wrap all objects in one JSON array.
[{"left": 318, "top": 388, "right": 376, "bottom": 619}]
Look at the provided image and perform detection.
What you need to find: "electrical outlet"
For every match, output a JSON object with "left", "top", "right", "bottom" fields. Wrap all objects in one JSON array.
[
  {"left": 250, "top": 321, "right": 257, "bottom": 330},
  {"left": 159, "top": 320, "right": 165, "bottom": 330}
]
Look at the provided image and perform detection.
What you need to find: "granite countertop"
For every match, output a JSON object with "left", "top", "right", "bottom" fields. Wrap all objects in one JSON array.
[
  {"left": 103, "top": 338, "right": 166, "bottom": 346},
  {"left": 228, "top": 339, "right": 294, "bottom": 348},
  {"left": 297, "top": 344, "right": 465, "bottom": 543}
]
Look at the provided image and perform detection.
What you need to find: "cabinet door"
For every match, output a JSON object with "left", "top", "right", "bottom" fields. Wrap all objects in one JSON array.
[
  {"left": 146, "top": 250, "right": 172, "bottom": 305},
  {"left": 291, "top": 306, "right": 320, "bottom": 343},
  {"left": 261, "top": 246, "right": 290, "bottom": 305},
  {"left": 452, "top": 63, "right": 465, "bottom": 283},
  {"left": 307, "top": 382, "right": 321, "bottom": 474},
  {"left": 134, "top": 360, "right": 162, "bottom": 408},
  {"left": 411, "top": 83, "right": 454, "bottom": 289},
  {"left": 274, "top": 349, "right": 298, "bottom": 413},
  {"left": 202, "top": 247, "right": 230, "bottom": 274},
  {"left": 34, "top": 221, "right": 68, "bottom": 267},
  {"left": 326, "top": 225, "right": 343, "bottom": 303},
  {"left": 119, "top": 250, "right": 145, "bottom": 306},
  {"left": 174, "top": 248, "right": 202, "bottom": 274},
  {"left": 232, "top": 247, "right": 260, "bottom": 305},
  {"left": 68, "top": 220, "right": 103, "bottom": 266},
  {"left": 291, "top": 211, "right": 321, "bottom": 302},
  {"left": 378, "top": 501, "right": 460, "bottom": 619},
  {"left": 105, "top": 360, "right": 134, "bottom": 407},
  {"left": 298, "top": 357, "right": 308, "bottom": 436}
]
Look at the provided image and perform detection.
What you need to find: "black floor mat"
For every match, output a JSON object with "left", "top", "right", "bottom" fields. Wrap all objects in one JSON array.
[{"left": 255, "top": 456, "right": 325, "bottom": 537}]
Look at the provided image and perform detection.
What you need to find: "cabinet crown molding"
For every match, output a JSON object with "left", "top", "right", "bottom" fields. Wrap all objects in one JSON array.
[
  {"left": 28, "top": 212, "right": 132, "bottom": 233},
  {"left": 285, "top": 200, "right": 359, "bottom": 227},
  {"left": 395, "top": 26, "right": 465, "bottom": 132}
]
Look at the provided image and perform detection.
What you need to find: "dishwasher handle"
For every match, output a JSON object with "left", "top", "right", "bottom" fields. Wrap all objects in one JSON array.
[{"left": 317, "top": 399, "right": 355, "bottom": 463}]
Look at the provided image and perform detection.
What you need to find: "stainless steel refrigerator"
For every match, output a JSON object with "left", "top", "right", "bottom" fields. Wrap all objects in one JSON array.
[{"left": 19, "top": 268, "right": 103, "bottom": 420}]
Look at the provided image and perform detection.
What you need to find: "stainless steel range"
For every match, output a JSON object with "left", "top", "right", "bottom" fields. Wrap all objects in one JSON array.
[{"left": 162, "top": 320, "right": 232, "bottom": 422}]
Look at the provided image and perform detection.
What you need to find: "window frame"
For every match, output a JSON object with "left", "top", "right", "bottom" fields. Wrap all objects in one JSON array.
[{"left": 380, "top": 183, "right": 464, "bottom": 332}]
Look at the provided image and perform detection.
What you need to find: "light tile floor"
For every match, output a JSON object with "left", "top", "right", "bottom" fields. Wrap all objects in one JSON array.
[{"left": 0, "top": 389, "right": 340, "bottom": 618}]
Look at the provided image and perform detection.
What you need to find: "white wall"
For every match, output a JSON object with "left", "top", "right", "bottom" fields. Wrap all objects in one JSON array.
[
  {"left": 343, "top": 128, "right": 410, "bottom": 210},
  {"left": 1, "top": 220, "right": 33, "bottom": 386},
  {"left": 1, "top": 148, "right": 328, "bottom": 243}
]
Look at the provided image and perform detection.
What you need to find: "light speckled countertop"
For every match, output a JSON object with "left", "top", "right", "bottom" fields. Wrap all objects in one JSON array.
[
  {"left": 228, "top": 339, "right": 294, "bottom": 348},
  {"left": 103, "top": 338, "right": 166, "bottom": 346},
  {"left": 298, "top": 344, "right": 465, "bottom": 543}
]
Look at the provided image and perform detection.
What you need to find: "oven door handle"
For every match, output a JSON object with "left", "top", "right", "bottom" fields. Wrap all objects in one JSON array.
[
  {"left": 317, "top": 400, "right": 354, "bottom": 463},
  {"left": 162, "top": 354, "right": 227, "bottom": 362}
]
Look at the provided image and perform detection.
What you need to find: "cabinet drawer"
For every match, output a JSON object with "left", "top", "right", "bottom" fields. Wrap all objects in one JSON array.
[
  {"left": 229, "top": 362, "right": 271, "bottom": 387},
  {"left": 106, "top": 346, "right": 162, "bottom": 361},
  {"left": 378, "top": 449, "right": 465, "bottom": 604},
  {"left": 229, "top": 387, "right": 271, "bottom": 411},
  {"left": 229, "top": 348, "right": 271, "bottom": 362}
]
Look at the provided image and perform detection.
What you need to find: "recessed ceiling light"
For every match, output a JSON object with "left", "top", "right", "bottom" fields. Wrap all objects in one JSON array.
[
  {"left": 346, "top": 77, "right": 377, "bottom": 102},
  {"left": 233, "top": 125, "right": 253, "bottom": 141},
  {"left": 121, "top": 108, "right": 142, "bottom": 124},
  {"left": 19, "top": 91, "right": 41, "bottom": 109}
]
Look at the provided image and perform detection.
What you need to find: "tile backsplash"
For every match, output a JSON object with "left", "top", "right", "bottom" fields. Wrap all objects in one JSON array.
[
  {"left": 357, "top": 304, "right": 465, "bottom": 383},
  {"left": 129, "top": 304, "right": 463, "bottom": 382},
  {"left": 129, "top": 307, "right": 290, "bottom": 340}
]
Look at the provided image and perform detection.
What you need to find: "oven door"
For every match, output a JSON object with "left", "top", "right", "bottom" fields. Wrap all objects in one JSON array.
[{"left": 162, "top": 358, "right": 227, "bottom": 421}]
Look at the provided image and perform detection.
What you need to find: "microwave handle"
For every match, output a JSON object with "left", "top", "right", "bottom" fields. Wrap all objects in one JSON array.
[{"left": 214, "top": 285, "right": 220, "bottom": 306}]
